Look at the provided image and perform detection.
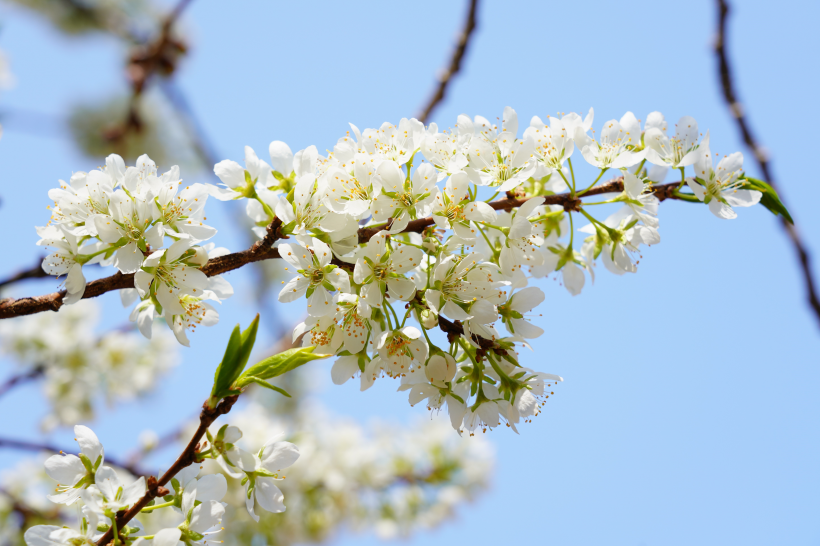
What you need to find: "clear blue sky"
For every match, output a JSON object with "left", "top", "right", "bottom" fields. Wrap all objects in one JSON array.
[{"left": 1, "top": 1, "right": 818, "bottom": 545}]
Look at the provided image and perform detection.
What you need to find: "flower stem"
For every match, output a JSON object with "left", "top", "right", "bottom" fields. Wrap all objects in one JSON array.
[
  {"left": 140, "top": 500, "right": 175, "bottom": 513},
  {"left": 577, "top": 168, "right": 608, "bottom": 196}
]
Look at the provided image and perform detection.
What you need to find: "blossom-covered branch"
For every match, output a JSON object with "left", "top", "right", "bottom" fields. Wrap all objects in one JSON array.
[
  {"left": 93, "top": 394, "right": 238, "bottom": 546},
  {"left": 714, "top": 0, "right": 820, "bottom": 327},
  {"left": 10, "top": 104, "right": 789, "bottom": 545},
  {"left": 0, "top": 178, "right": 683, "bottom": 321}
]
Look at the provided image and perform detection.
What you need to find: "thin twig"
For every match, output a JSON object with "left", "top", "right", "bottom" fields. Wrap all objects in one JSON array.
[
  {"left": 416, "top": 0, "right": 479, "bottom": 123},
  {"left": 0, "top": 366, "right": 45, "bottom": 399},
  {"left": 715, "top": 0, "right": 820, "bottom": 328},
  {"left": 0, "top": 437, "right": 147, "bottom": 477},
  {"left": 94, "top": 395, "right": 238, "bottom": 546},
  {"left": 0, "top": 181, "right": 689, "bottom": 320}
]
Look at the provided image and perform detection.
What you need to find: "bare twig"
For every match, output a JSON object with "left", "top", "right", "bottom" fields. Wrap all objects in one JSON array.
[
  {"left": 0, "top": 181, "right": 691, "bottom": 320},
  {"left": 715, "top": 0, "right": 820, "bottom": 328},
  {"left": 416, "top": 0, "right": 479, "bottom": 123},
  {"left": 94, "top": 395, "right": 238, "bottom": 546},
  {"left": 0, "top": 366, "right": 45, "bottom": 399},
  {"left": 0, "top": 437, "right": 147, "bottom": 477}
]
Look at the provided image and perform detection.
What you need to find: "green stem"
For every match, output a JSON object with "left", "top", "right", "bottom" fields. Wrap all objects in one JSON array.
[
  {"left": 254, "top": 195, "right": 275, "bottom": 219},
  {"left": 580, "top": 200, "right": 618, "bottom": 206},
  {"left": 579, "top": 208, "right": 615, "bottom": 237},
  {"left": 405, "top": 154, "right": 414, "bottom": 181},
  {"left": 558, "top": 169, "right": 572, "bottom": 194},
  {"left": 568, "top": 211, "right": 574, "bottom": 249},
  {"left": 476, "top": 222, "right": 505, "bottom": 233},
  {"left": 577, "top": 168, "right": 608, "bottom": 196},
  {"left": 457, "top": 338, "right": 479, "bottom": 368},
  {"left": 421, "top": 323, "right": 435, "bottom": 347},
  {"left": 634, "top": 158, "right": 646, "bottom": 177},
  {"left": 77, "top": 242, "right": 122, "bottom": 264},
  {"left": 567, "top": 158, "right": 577, "bottom": 193},
  {"left": 383, "top": 300, "right": 394, "bottom": 330},
  {"left": 475, "top": 224, "right": 498, "bottom": 259},
  {"left": 140, "top": 501, "right": 175, "bottom": 513},
  {"left": 485, "top": 191, "right": 500, "bottom": 203},
  {"left": 385, "top": 300, "right": 401, "bottom": 328},
  {"left": 112, "top": 517, "right": 120, "bottom": 546},
  {"left": 677, "top": 167, "right": 686, "bottom": 190}
]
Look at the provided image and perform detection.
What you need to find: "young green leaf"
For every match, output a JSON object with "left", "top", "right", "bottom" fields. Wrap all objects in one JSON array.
[
  {"left": 237, "top": 346, "right": 331, "bottom": 385},
  {"left": 741, "top": 177, "right": 794, "bottom": 224},
  {"left": 208, "top": 315, "right": 260, "bottom": 407}
]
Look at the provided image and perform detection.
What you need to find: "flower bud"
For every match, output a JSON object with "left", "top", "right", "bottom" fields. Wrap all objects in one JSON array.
[
  {"left": 191, "top": 246, "right": 209, "bottom": 266},
  {"left": 419, "top": 308, "right": 438, "bottom": 330},
  {"left": 425, "top": 353, "right": 456, "bottom": 388}
]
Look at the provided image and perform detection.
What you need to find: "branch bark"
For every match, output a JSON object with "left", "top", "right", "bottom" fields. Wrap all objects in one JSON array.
[
  {"left": 0, "top": 182, "right": 688, "bottom": 320},
  {"left": 715, "top": 0, "right": 820, "bottom": 328},
  {"left": 416, "top": 0, "right": 479, "bottom": 123},
  {"left": 94, "top": 395, "right": 238, "bottom": 546}
]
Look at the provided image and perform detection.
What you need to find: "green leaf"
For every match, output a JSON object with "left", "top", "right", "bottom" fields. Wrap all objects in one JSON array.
[
  {"left": 741, "top": 177, "right": 793, "bottom": 224},
  {"left": 237, "top": 346, "right": 331, "bottom": 384},
  {"left": 209, "top": 315, "right": 260, "bottom": 406},
  {"left": 242, "top": 376, "right": 292, "bottom": 398}
]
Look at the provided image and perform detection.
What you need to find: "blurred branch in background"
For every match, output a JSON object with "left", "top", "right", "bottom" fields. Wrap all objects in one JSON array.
[
  {"left": 715, "top": 0, "right": 820, "bottom": 328},
  {"left": 0, "top": 259, "right": 49, "bottom": 291},
  {"left": 0, "top": 365, "right": 44, "bottom": 399},
  {"left": 103, "top": 0, "right": 190, "bottom": 148},
  {"left": 0, "top": 301, "right": 178, "bottom": 430},
  {"left": 416, "top": 0, "right": 478, "bottom": 123},
  {"left": 0, "top": 437, "right": 147, "bottom": 477}
]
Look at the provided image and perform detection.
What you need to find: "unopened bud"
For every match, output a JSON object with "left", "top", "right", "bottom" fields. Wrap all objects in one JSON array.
[
  {"left": 425, "top": 353, "right": 456, "bottom": 388},
  {"left": 419, "top": 308, "right": 438, "bottom": 329}
]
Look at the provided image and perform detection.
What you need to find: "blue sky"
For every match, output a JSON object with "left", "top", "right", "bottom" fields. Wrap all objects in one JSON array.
[{"left": 1, "top": 1, "right": 819, "bottom": 545}]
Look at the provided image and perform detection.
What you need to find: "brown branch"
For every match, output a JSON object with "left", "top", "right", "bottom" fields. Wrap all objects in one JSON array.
[
  {"left": 0, "top": 366, "right": 45, "bottom": 399},
  {"left": 0, "top": 437, "right": 147, "bottom": 477},
  {"left": 95, "top": 395, "right": 238, "bottom": 546},
  {"left": 0, "top": 182, "right": 689, "bottom": 320},
  {"left": 715, "top": 0, "right": 820, "bottom": 328},
  {"left": 416, "top": 0, "right": 479, "bottom": 123}
]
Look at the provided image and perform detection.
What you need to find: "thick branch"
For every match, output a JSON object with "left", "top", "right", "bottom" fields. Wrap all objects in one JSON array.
[
  {"left": 715, "top": 0, "right": 820, "bottom": 328},
  {"left": 95, "top": 395, "right": 238, "bottom": 546},
  {"left": 416, "top": 0, "right": 479, "bottom": 123},
  {"left": 0, "top": 183, "right": 688, "bottom": 320}
]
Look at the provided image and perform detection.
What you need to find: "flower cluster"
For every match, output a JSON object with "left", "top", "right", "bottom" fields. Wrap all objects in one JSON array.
[
  {"left": 210, "top": 107, "right": 760, "bottom": 434},
  {"left": 21, "top": 422, "right": 298, "bottom": 546},
  {"left": 211, "top": 400, "right": 493, "bottom": 543},
  {"left": 2, "top": 399, "right": 492, "bottom": 546},
  {"left": 0, "top": 300, "right": 177, "bottom": 430},
  {"left": 39, "top": 154, "right": 232, "bottom": 345}
]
